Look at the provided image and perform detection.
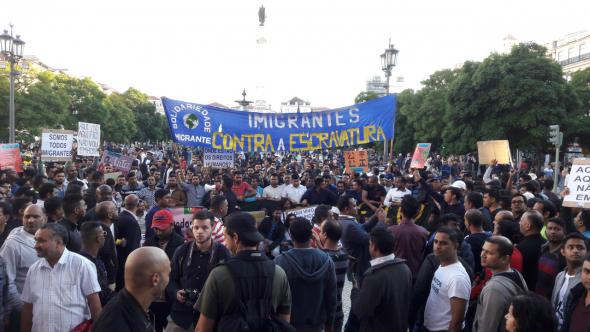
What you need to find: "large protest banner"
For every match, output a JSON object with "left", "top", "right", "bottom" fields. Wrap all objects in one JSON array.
[
  {"left": 203, "top": 149, "right": 234, "bottom": 168},
  {"left": 0, "top": 144, "right": 23, "bottom": 172},
  {"left": 477, "top": 140, "right": 511, "bottom": 165},
  {"left": 99, "top": 150, "right": 134, "bottom": 173},
  {"left": 41, "top": 129, "right": 75, "bottom": 161},
  {"left": 162, "top": 95, "right": 396, "bottom": 152},
  {"left": 563, "top": 158, "right": 590, "bottom": 208},
  {"left": 344, "top": 150, "right": 369, "bottom": 174},
  {"left": 77, "top": 122, "right": 101, "bottom": 156},
  {"left": 410, "top": 143, "right": 432, "bottom": 169}
]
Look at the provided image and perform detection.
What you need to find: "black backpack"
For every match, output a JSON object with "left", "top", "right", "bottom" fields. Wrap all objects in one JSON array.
[{"left": 216, "top": 252, "right": 295, "bottom": 332}]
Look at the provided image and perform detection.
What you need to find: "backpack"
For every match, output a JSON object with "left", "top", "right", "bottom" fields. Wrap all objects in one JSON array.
[{"left": 215, "top": 252, "right": 295, "bottom": 332}]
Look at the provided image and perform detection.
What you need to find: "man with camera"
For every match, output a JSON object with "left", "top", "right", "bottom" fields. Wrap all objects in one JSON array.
[{"left": 165, "top": 210, "right": 230, "bottom": 332}]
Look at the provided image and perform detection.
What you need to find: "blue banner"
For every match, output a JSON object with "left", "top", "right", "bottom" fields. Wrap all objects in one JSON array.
[{"left": 162, "top": 95, "right": 396, "bottom": 152}]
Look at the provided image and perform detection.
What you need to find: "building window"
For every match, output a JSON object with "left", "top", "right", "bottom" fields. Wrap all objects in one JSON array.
[
  {"left": 568, "top": 47, "right": 576, "bottom": 59},
  {"left": 580, "top": 43, "right": 587, "bottom": 55},
  {"left": 557, "top": 51, "right": 564, "bottom": 61}
]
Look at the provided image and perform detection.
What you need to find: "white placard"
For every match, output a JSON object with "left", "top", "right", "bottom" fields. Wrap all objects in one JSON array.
[
  {"left": 77, "top": 122, "right": 101, "bottom": 156},
  {"left": 563, "top": 158, "right": 590, "bottom": 208},
  {"left": 203, "top": 149, "right": 234, "bottom": 168},
  {"left": 41, "top": 129, "right": 74, "bottom": 161},
  {"left": 284, "top": 205, "right": 318, "bottom": 222}
]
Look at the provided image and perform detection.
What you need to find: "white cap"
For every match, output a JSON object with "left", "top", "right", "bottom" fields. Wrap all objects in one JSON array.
[{"left": 450, "top": 180, "right": 467, "bottom": 191}]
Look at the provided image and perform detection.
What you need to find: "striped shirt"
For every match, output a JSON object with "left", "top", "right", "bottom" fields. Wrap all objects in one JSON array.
[
  {"left": 21, "top": 249, "right": 101, "bottom": 332},
  {"left": 323, "top": 248, "right": 348, "bottom": 319},
  {"left": 212, "top": 217, "right": 225, "bottom": 245}
]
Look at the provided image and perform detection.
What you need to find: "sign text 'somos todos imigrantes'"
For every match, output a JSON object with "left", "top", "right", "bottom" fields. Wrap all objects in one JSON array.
[{"left": 41, "top": 129, "right": 75, "bottom": 161}]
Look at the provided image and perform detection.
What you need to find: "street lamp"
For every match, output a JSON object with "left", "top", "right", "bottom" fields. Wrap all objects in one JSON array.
[
  {"left": 380, "top": 39, "right": 398, "bottom": 160},
  {"left": 0, "top": 25, "right": 25, "bottom": 143}
]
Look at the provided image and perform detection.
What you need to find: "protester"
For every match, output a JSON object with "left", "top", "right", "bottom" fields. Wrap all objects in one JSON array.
[
  {"left": 548, "top": 232, "right": 587, "bottom": 330},
  {"left": 92, "top": 246, "right": 171, "bottom": 332},
  {"left": 505, "top": 292, "right": 557, "bottom": 332},
  {"left": 116, "top": 194, "right": 142, "bottom": 290},
  {"left": 473, "top": 236, "right": 527, "bottom": 332},
  {"left": 195, "top": 212, "right": 292, "bottom": 332},
  {"left": 464, "top": 209, "right": 492, "bottom": 276},
  {"left": 353, "top": 227, "right": 411, "bottom": 332},
  {"left": 182, "top": 174, "right": 205, "bottom": 208},
  {"left": 423, "top": 226, "right": 471, "bottom": 332},
  {"left": 21, "top": 223, "right": 102, "bottom": 332},
  {"left": 320, "top": 219, "right": 348, "bottom": 332},
  {"left": 275, "top": 217, "right": 337, "bottom": 332},
  {"left": 145, "top": 189, "right": 173, "bottom": 239},
  {"left": 80, "top": 221, "right": 112, "bottom": 305},
  {"left": 58, "top": 193, "right": 86, "bottom": 253},
  {"left": 518, "top": 210, "right": 547, "bottom": 291},
  {"left": 536, "top": 217, "right": 566, "bottom": 299},
  {"left": 166, "top": 211, "right": 230, "bottom": 332}
]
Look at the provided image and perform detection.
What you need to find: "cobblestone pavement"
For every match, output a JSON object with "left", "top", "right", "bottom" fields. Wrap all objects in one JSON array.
[{"left": 342, "top": 279, "right": 352, "bottom": 325}]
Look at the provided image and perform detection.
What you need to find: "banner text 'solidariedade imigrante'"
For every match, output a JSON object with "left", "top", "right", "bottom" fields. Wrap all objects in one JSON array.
[{"left": 162, "top": 95, "right": 396, "bottom": 152}]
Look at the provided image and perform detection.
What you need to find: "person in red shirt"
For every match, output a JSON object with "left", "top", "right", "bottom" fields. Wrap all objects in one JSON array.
[{"left": 231, "top": 172, "right": 256, "bottom": 203}]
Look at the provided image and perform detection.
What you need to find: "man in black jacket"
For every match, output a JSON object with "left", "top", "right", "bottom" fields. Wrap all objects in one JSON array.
[
  {"left": 92, "top": 247, "right": 171, "bottom": 332},
  {"left": 144, "top": 208, "right": 184, "bottom": 332},
  {"left": 166, "top": 210, "right": 230, "bottom": 332},
  {"left": 116, "top": 194, "right": 142, "bottom": 290},
  {"left": 353, "top": 227, "right": 411, "bottom": 332},
  {"left": 518, "top": 210, "right": 547, "bottom": 290}
]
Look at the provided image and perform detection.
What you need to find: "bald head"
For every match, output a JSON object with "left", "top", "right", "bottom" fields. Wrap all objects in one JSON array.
[
  {"left": 124, "top": 194, "right": 139, "bottom": 210},
  {"left": 124, "top": 247, "right": 170, "bottom": 294},
  {"left": 95, "top": 201, "right": 116, "bottom": 221}
]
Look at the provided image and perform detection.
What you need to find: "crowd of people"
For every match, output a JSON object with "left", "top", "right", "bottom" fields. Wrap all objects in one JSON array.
[{"left": 0, "top": 145, "right": 588, "bottom": 332}]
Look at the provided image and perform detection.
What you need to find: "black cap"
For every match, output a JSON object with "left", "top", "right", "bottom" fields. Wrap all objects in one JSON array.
[{"left": 225, "top": 212, "right": 264, "bottom": 243}]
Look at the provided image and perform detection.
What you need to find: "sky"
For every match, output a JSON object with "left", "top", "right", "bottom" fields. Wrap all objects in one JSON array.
[{"left": 2, "top": 0, "right": 589, "bottom": 110}]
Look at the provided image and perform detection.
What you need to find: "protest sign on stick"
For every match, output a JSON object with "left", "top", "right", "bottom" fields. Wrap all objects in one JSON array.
[
  {"left": 203, "top": 149, "right": 234, "bottom": 168},
  {"left": 563, "top": 158, "right": 590, "bottom": 208},
  {"left": 410, "top": 143, "right": 432, "bottom": 169}
]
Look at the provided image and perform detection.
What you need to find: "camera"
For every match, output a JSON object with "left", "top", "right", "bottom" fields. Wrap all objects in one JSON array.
[{"left": 182, "top": 289, "right": 200, "bottom": 307}]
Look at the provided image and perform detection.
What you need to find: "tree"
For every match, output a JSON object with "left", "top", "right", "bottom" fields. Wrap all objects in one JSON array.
[
  {"left": 354, "top": 91, "right": 380, "bottom": 104},
  {"left": 566, "top": 68, "right": 590, "bottom": 149},
  {"left": 445, "top": 43, "right": 577, "bottom": 154},
  {"left": 393, "top": 89, "right": 419, "bottom": 154},
  {"left": 102, "top": 93, "right": 137, "bottom": 143}
]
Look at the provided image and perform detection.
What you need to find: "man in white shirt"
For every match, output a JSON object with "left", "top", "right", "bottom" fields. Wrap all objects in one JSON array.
[
  {"left": 21, "top": 223, "right": 102, "bottom": 332},
  {"left": 263, "top": 174, "right": 284, "bottom": 202},
  {"left": 383, "top": 176, "right": 412, "bottom": 208},
  {"left": 424, "top": 226, "right": 471, "bottom": 332},
  {"left": 282, "top": 173, "right": 307, "bottom": 206}
]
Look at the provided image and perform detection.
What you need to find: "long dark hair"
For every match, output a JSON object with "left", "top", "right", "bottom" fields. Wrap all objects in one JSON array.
[{"left": 510, "top": 292, "right": 556, "bottom": 332}]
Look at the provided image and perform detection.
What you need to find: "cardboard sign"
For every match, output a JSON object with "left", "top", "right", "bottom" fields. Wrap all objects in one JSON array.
[
  {"left": 284, "top": 205, "right": 318, "bottom": 222},
  {"left": 344, "top": 150, "right": 369, "bottom": 174},
  {"left": 77, "top": 122, "right": 101, "bottom": 156},
  {"left": 0, "top": 144, "right": 23, "bottom": 172},
  {"left": 563, "top": 158, "right": 590, "bottom": 208},
  {"left": 203, "top": 149, "right": 234, "bottom": 168},
  {"left": 41, "top": 129, "right": 75, "bottom": 161},
  {"left": 99, "top": 150, "right": 134, "bottom": 174},
  {"left": 410, "top": 143, "right": 432, "bottom": 169},
  {"left": 477, "top": 140, "right": 511, "bottom": 165}
]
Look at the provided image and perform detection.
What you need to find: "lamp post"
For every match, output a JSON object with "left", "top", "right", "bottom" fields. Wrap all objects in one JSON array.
[
  {"left": 0, "top": 25, "right": 25, "bottom": 143},
  {"left": 380, "top": 39, "right": 398, "bottom": 161}
]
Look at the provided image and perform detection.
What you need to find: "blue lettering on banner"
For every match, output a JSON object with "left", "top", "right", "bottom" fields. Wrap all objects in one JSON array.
[{"left": 162, "top": 95, "right": 396, "bottom": 152}]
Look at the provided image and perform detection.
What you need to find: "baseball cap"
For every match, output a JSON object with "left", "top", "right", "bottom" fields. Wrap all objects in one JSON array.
[
  {"left": 450, "top": 180, "right": 467, "bottom": 191},
  {"left": 152, "top": 209, "right": 174, "bottom": 230},
  {"left": 225, "top": 212, "right": 264, "bottom": 243}
]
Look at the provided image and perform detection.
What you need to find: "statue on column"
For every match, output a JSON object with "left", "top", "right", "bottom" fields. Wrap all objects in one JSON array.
[{"left": 258, "top": 5, "right": 266, "bottom": 26}]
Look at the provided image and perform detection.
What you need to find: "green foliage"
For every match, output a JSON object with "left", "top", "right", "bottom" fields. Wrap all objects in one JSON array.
[
  {"left": 354, "top": 91, "right": 380, "bottom": 103},
  {"left": 0, "top": 69, "right": 170, "bottom": 144},
  {"left": 364, "top": 42, "right": 589, "bottom": 155}
]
